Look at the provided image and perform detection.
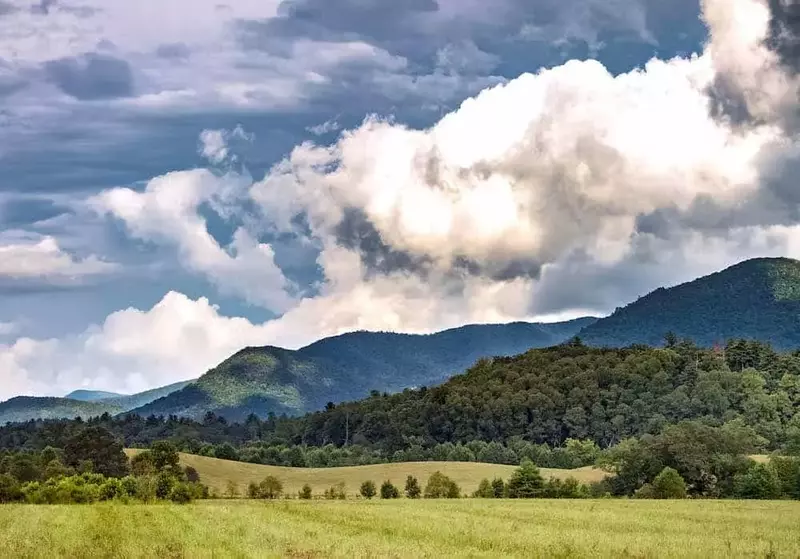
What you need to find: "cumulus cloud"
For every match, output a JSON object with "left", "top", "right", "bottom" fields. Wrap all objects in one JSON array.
[
  {"left": 198, "top": 125, "right": 254, "bottom": 165},
  {"left": 0, "top": 291, "right": 273, "bottom": 399},
  {"left": 8, "top": 0, "right": 800, "bottom": 397},
  {"left": 91, "top": 168, "right": 295, "bottom": 312},
  {"left": 0, "top": 233, "right": 116, "bottom": 281}
]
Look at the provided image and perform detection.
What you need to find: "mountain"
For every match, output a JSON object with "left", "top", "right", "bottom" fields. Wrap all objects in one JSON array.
[
  {"left": 131, "top": 318, "right": 597, "bottom": 421},
  {"left": 578, "top": 257, "right": 800, "bottom": 350},
  {"left": 0, "top": 397, "right": 123, "bottom": 425},
  {"left": 0, "top": 380, "right": 193, "bottom": 425},
  {"left": 65, "top": 390, "right": 123, "bottom": 402}
]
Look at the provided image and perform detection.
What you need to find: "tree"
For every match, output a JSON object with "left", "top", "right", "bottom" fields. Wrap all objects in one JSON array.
[
  {"left": 651, "top": 467, "right": 687, "bottom": 499},
  {"left": 130, "top": 452, "right": 156, "bottom": 476},
  {"left": 424, "top": 472, "right": 460, "bottom": 498},
  {"left": 64, "top": 426, "right": 129, "bottom": 478},
  {"left": 324, "top": 482, "right": 346, "bottom": 500},
  {"left": 380, "top": 480, "right": 399, "bottom": 499},
  {"left": 734, "top": 463, "right": 781, "bottom": 499},
  {"left": 150, "top": 441, "right": 181, "bottom": 473},
  {"left": 169, "top": 483, "right": 193, "bottom": 504},
  {"left": 298, "top": 484, "right": 313, "bottom": 499},
  {"left": 473, "top": 478, "right": 494, "bottom": 498},
  {"left": 405, "top": 475, "right": 421, "bottom": 499},
  {"left": 184, "top": 466, "right": 200, "bottom": 483},
  {"left": 215, "top": 443, "right": 239, "bottom": 461},
  {"left": 258, "top": 476, "right": 283, "bottom": 499},
  {"left": 360, "top": 480, "right": 377, "bottom": 499},
  {"left": 225, "top": 480, "right": 240, "bottom": 498},
  {"left": 506, "top": 459, "right": 545, "bottom": 498},
  {"left": 0, "top": 474, "right": 22, "bottom": 503},
  {"left": 491, "top": 477, "right": 506, "bottom": 498}
]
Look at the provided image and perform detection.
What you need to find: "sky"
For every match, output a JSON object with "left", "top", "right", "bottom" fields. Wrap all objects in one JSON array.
[{"left": 1, "top": 0, "right": 799, "bottom": 398}]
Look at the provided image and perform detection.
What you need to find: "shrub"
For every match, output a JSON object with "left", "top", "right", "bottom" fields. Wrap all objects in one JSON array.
[
  {"left": 380, "top": 480, "right": 399, "bottom": 499},
  {"left": 185, "top": 466, "right": 201, "bottom": 483},
  {"left": 652, "top": 467, "right": 687, "bottom": 499},
  {"left": 506, "top": 459, "right": 545, "bottom": 498},
  {"left": 424, "top": 472, "right": 460, "bottom": 498},
  {"left": 473, "top": 478, "right": 494, "bottom": 498},
  {"left": 298, "top": 484, "right": 313, "bottom": 500},
  {"left": 260, "top": 476, "right": 283, "bottom": 499},
  {"left": 170, "top": 483, "right": 193, "bottom": 504},
  {"left": 734, "top": 463, "right": 781, "bottom": 499},
  {"left": 155, "top": 472, "right": 175, "bottom": 500},
  {"left": 360, "top": 480, "right": 377, "bottom": 499},
  {"left": 0, "top": 474, "right": 23, "bottom": 503},
  {"left": 491, "top": 477, "right": 506, "bottom": 498},
  {"left": 225, "top": 480, "right": 240, "bottom": 498},
  {"left": 404, "top": 476, "right": 421, "bottom": 499},
  {"left": 324, "top": 482, "right": 347, "bottom": 500}
]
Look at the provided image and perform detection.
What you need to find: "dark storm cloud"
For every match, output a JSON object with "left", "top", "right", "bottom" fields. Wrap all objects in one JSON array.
[
  {"left": 44, "top": 53, "right": 134, "bottom": 100},
  {"left": 766, "top": 0, "right": 800, "bottom": 72}
]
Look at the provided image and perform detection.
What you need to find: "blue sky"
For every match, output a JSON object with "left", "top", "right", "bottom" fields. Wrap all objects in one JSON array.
[{"left": 1, "top": 0, "right": 799, "bottom": 398}]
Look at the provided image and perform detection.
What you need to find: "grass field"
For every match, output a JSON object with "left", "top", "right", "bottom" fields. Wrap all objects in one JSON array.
[
  {"left": 1, "top": 499, "right": 798, "bottom": 558},
  {"left": 125, "top": 450, "right": 606, "bottom": 495}
]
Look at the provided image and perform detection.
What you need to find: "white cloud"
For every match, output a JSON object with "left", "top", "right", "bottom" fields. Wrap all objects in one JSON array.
[
  {"left": 0, "top": 234, "right": 116, "bottom": 280},
  {"left": 91, "top": 168, "right": 295, "bottom": 312},
  {"left": 0, "top": 291, "right": 272, "bottom": 399},
  {"left": 198, "top": 125, "right": 253, "bottom": 165}
]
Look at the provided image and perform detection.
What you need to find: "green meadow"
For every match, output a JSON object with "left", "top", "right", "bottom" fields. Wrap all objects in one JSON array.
[{"left": 1, "top": 499, "right": 798, "bottom": 558}]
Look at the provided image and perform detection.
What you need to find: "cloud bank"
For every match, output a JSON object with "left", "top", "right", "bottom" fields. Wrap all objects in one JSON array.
[{"left": 4, "top": 0, "right": 800, "bottom": 399}]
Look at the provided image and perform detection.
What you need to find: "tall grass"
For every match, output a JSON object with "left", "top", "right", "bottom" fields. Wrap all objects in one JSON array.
[{"left": 0, "top": 499, "right": 797, "bottom": 558}]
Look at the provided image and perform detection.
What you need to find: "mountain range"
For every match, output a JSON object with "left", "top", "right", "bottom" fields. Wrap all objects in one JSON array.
[
  {"left": 0, "top": 381, "right": 192, "bottom": 425},
  {"left": 4, "top": 256, "right": 800, "bottom": 424}
]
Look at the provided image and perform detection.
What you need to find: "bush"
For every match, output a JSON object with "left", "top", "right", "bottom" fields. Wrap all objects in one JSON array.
[
  {"left": 155, "top": 472, "right": 175, "bottom": 500},
  {"left": 404, "top": 476, "right": 421, "bottom": 499},
  {"left": 424, "top": 472, "right": 460, "bottom": 498},
  {"left": 734, "top": 463, "right": 781, "bottom": 499},
  {"left": 491, "top": 477, "right": 506, "bottom": 498},
  {"left": 0, "top": 474, "right": 23, "bottom": 503},
  {"left": 473, "top": 478, "right": 494, "bottom": 498},
  {"left": 380, "top": 480, "right": 399, "bottom": 499},
  {"left": 360, "top": 480, "right": 377, "bottom": 499},
  {"left": 170, "top": 482, "right": 193, "bottom": 504},
  {"left": 324, "top": 482, "right": 347, "bottom": 500},
  {"left": 185, "top": 466, "right": 201, "bottom": 483},
  {"left": 506, "top": 459, "right": 545, "bottom": 498},
  {"left": 225, "top": 480, "right": 240, "bottom": 498},
  {"left": 652, "top": 467, "right": 687, "bottom": 499},
  {"left": 298, "top": 484, "right": 313, "bottom": 500}
]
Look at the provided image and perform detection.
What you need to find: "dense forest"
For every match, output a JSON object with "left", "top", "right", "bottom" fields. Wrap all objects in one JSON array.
[{"left": 580, "top": 258, "right": 800, "bottom": 349}]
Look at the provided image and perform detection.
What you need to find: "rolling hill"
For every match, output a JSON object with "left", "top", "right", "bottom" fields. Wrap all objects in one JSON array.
[
  {"left": 0, "top": 380, "right": 192, "bottom": 424},
  {"left": 130, "top": 318, "right": 596, "bottom": 421},
  {"left": 578, "top": 257, "right": 800, "bottom": 349},
  {"left": 123, "top": 450, "right": 606, "bottom": 495}
]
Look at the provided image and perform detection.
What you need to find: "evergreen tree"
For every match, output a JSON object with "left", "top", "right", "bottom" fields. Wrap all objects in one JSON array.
[
  {"left": 405, "top": 475, "right": 421, "bottom": 499},
  {"left": 651, "top": 467, "right": 687, "bottom": 499},
  {"left": 360, "top": 480, "right": 377, "bottom": 499},
  {"left": 506, "top": 459, "right": 545, "bottom": 498},
  {"left": 380, "top": 480, "right": 399, "bottom": 499}
]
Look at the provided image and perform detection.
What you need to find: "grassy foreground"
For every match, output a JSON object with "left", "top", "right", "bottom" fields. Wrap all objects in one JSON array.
[
  {"left": 1, "top": 499, "right": 798, "bottom": 558},
  {"left": 125, "top": 450, "right": 606, "bottom": 495}
]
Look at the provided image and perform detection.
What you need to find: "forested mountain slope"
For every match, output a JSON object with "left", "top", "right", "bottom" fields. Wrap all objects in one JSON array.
[
  {"left": 130, "top": 318, "right": 596, "bottom": 421},
  {"left": 578, "top": 257, "right": 800, "bottom": 349}
]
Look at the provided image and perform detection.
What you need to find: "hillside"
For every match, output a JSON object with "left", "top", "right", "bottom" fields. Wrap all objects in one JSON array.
[
  {"left": 65, "top": 390, "right": 123, "bottom": 402},
  {"left": 123, "top": 450, "right": 605, "bottom": 495},
  {"left": 131, "top": 318, "right": 596, "bottom": 421},
  {"left": 0, "top": 380, "right": 192, "bottom": 424},
  {"left": 0, "top": 397, "right": 123, "bottom": 425},
  {"left": 578, "top": 257, "right": 800, "bottom": 349}
]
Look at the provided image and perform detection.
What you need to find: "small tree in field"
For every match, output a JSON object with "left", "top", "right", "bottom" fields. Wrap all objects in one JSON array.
[
  {"left": 405, "top": 476, "right": 421, "bottom": 499},
  {"left": 360, "top": 480, "right": 377, "bottom": 499},
  {"left": 491, "top": 477, "right": 506, "bottom": 498},
  {"left": 473, "top": 478, "right": 494, "bottom": 498},
  {"left": 506, "top": 459, "right": 544, "bottom": 498},
  {"left": 652, "top": 467, "right": 687, "bottom": 499},
  {"left": 380, "top": 480, "right": 399, "bottom": 499},
  {"left": 225, "top": 480, "right": 240, "bottom": 499},
  {"left": 424, "top": 472, "right": 460, "bottom": 498},
  {"left": 259, "top": 476, "right": 283, "bottom": 499},
  {"left": 298, "top": 484, "right": 313, "bottom": 500}
]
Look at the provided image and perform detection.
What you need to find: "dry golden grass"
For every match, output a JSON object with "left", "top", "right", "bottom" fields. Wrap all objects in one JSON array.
[{"left": 125, "top": 450, "right": 606, "bottom": 496}]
